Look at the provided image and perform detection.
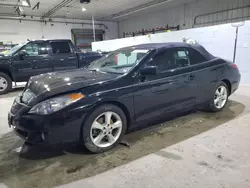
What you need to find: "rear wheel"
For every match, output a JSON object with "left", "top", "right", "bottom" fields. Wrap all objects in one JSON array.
[
  {"left": 0, "top": 73, "right": 12, "bottom": 95},
  {"left": 82, "top": 104, "right": 127, "bottom": 153},
  {"left": 207, "top": 82, "right": 229, "bottom": 112}
]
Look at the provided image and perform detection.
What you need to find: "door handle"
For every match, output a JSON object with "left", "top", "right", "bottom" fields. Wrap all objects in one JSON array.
[
  {"left": 189, "top": 74, "right": 195, "bottom": 80},
  {"left": 60, "top": 59, "right": 64, "bottom": 61}
]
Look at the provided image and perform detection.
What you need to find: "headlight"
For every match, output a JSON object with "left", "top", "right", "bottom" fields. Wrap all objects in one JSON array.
[
  {"left": 22, "top": 88, "right": 36, "bottom": 104},
  {"left": 29, "top": 93, "right": 84, "bottom": 115}
]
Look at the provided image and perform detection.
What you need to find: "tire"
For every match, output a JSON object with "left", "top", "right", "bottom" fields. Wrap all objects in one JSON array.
[
  {"left": 82, "top": 104, "right": 127, "bottom": 153},
  {"left": 0, "top": 72, "right": 12, "bottom": 95},
  {"left": 206, "top": 81, "right": 229, "bottom": 112}
]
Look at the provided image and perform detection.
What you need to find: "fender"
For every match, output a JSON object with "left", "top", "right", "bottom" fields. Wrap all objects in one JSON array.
[
  {"left": 0, "top": 58, "right": 15, "bottom": 81},
  {"left": 88, "top": 97, "right": 133, "bottom": 122},
  {"left": 77, "top": 95, "right": 134, "bottom": 131}
]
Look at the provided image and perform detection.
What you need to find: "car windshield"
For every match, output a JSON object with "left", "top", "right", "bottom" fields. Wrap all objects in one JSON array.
[
  {"left": 5, "top": 42, "right": 27, "bottom": 56},
  {"left": 88, "top": 49, "right": 149, "bottom": 74}
]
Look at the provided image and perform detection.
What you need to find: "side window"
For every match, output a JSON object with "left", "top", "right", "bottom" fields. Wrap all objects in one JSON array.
[
  {"left": 187, "top": 49, "right": 206, "bottom": 65},
  {"left": 22, "top": 43, "right": 49, "bottom": 56},
  {"left": 177, "top": 50, "right": 187, "bottom": 59},
  {"left": 38, "top": 42, "right": 49, "bottom": 55},
  {"left": 174, "top": 49, "right": 190, "bottom": 68},
  {"left": 23, "top": 43, "right": 39, "bottom": 56},
  {"left": 51, "top": 42, "right": 71, "bottom": 54},
  {"left": 150, "top": 49, "right": 190, "bottom": 73}
]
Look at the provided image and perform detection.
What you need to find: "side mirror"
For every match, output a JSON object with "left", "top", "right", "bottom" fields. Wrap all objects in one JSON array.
[
  {"left": 140, "top": 66, "right": 158, "bottom": 76},
  {"left": 18, "top": 50, "right": 28, "bottom": 59}
]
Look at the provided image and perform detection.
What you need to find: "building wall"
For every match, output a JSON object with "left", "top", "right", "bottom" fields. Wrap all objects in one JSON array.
[
  {"left": 0, "top": 18, "right": 118, "bottom": 44},
  {"left": 236, "top": 21, "right": 250, "bottom": 84},
  {"left": 93, "top": 21, "right": 250, "bottom": 84},
  {"left": 118, "top": 0, "right": 250, "bottom": 37}
]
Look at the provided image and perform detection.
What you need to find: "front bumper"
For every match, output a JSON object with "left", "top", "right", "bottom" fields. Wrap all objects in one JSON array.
[{"left": 8, "top": 97, "right": 88, "bottom": 145}]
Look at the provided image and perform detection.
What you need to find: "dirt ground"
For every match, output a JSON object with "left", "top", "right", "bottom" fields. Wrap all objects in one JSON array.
[{"left": 0, "top": 99, "right": 245, "bottom": 188}]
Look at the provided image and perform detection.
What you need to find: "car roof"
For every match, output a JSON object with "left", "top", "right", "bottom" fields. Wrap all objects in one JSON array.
[
  {"left": 120, "top": 42, "right": 191, "bottom": 50},
  {"left": 119, "top": 42, "right": 215, "bottom": 60},
  {"left": 28, "top": 39, "right": 71, "bottom": 42}
]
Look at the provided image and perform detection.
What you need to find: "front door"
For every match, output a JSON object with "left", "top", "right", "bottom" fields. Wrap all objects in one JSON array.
[
  {"left": 133, "top": 48, "right": 197, "bottom": 122},
  {"left": 32, "top": 42, "right": 53, "bottom": 75},
  {"left": 12, "top": 42, "right": 52, "bottom": 81}
]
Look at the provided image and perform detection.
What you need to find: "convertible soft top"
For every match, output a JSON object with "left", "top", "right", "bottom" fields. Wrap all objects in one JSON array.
[{"left": 120, "top": 42, "right": 216, "bottom": 61}]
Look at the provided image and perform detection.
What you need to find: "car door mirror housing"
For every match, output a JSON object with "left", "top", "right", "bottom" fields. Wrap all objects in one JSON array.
[
  {"left": 140, "top": 66, "right": 158, "bottom": 75},
  {"left": 18, "top": 50, "right": 28, "bottom": 59}
]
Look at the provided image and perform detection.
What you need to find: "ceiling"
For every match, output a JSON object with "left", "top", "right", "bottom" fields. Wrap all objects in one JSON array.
[{"left": 0, "top": 0, "right": 188, "bottom": 21}]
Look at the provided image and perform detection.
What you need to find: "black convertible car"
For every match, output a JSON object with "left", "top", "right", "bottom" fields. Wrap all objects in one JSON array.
[{"left": 8, "top": 43, "right": 241, "bottom": 153}]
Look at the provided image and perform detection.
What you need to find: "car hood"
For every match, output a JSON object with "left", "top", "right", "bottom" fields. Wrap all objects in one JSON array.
[
  {"left": 22, "top": 69, "right": 118, "bottom": 105},
  {"left": 0, "top": 55, "right": 10, "bottom": 60}
]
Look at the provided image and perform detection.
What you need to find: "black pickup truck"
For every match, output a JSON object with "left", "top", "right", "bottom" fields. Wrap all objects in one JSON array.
[{"left": 0, "top": 39, "right": 106, "bottom": 94}]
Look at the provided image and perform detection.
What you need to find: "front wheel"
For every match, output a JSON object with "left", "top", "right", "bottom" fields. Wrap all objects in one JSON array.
[
  {"left": 207, "top": 82, "right": 229, "bottom": 112},
  {"left": 82, "top": 104, "right": 127, "bottom": 153},
  {"left": 0, "top": 72, "right": 12, "bottom": 95}
]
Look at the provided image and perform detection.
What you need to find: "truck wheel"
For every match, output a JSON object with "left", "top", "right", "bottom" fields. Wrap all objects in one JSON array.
[{"left": 0, "top": 73, "right": 12, "bottom": 95}]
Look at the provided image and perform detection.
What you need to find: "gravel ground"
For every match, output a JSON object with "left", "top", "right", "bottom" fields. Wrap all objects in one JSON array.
[{"left": 0, "top": 88, "right": 247, "bottom": 188}]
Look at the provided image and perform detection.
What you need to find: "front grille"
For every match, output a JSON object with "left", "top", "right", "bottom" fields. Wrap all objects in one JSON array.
[{"left": 11, "top": 101, "right": 23, "bottom": 114}]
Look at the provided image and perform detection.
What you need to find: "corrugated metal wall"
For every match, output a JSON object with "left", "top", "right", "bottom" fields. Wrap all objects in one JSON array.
[
  {"left": 119, "top": 0, "right": 250, "bottom": 37},
  {"left": 190, "top": 0, "right": 250, "bottom": 27}
]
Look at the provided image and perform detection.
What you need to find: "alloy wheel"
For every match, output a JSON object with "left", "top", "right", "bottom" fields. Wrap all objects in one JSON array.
[
  {"left": 214, "top": 86, "right": 228, "bottom": 109},
  {"left": 0, "top": 76, "right": 8, "bottom": 92},
  {"left": 90, "top": 111, "right": 123, "bottom": 148}
]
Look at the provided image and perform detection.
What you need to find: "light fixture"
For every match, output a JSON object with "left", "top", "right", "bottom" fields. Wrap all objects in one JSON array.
[
  {"left": 80, "top": 0, "right": 90, "bottom": 4},
  {"left": 112, "top": 0, "right": 174, "bottom": 19},
  {"left": 32, "top": 2, "right": 40, "bottom": 10},
  {"left": 16, "top": 6, "right": 24, "bottom": 16},
  {"left": 81, "top": 7, "right": 86, "bottom": 12},
  {"left": 20, "top": 0, "right": 31, "bottom": 7}
]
